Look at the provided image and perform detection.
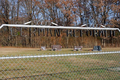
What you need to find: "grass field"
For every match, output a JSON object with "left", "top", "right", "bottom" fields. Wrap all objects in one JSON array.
[
  {"left": 0, "top": 47, "right": 120, "bottom": 56},
  {"left": 0, "top": 47, "right": 120, "bottom": 80}
]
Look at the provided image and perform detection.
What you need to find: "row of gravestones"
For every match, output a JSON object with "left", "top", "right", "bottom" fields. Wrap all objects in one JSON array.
[{"left": 40, "top": 45, "right": 102, "bottom": 51}]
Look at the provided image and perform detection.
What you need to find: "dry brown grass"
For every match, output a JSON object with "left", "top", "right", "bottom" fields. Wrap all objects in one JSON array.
[
  {"left": 0, "top": 47, "right": 120, "bottom": 56},
  {"left": 0, "top": 47, "right": 120, "bottom": 79}
]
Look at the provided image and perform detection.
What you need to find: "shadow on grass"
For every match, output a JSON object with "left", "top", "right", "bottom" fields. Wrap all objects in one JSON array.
[
  {"left": 0, "top": 68, "right": 27, "bottom": 72},
  {"left": 2, "top": 67, "right": 119, "bottom": 80}
]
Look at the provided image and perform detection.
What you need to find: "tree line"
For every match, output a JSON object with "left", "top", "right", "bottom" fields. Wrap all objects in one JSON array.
[{"left": 0, "top": 0, "right": 120, "bottom": 48}]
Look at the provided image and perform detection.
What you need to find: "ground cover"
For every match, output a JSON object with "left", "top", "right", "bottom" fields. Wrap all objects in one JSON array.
[
  {"left": 0, "top": 47, "right": 120, "bottom": 79},
  {"left": 0, "top": 47, "right": 120, "bottom": 56}
]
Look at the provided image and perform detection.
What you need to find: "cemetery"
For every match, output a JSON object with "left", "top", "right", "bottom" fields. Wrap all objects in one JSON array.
[{"left": 0, "top": 0, "right": 120, "bottom": 79}]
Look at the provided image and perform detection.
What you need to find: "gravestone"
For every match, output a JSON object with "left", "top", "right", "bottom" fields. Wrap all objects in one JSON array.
[
  {"left": 51, "top": 45, "right": 62, "bottom": 51},
  {"left": 73, "top": 46, "right": 83, "bottom": 51},
  {"left": 93, "top": 46, "right": 102, "bottom": 51},
  {"left": 40, "top": 46, "right": 46, "bottom": 51}
]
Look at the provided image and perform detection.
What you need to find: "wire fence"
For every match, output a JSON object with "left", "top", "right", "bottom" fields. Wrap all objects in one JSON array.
[{"left": 1, "top": 51, "right": 120, "bottom": 80}]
